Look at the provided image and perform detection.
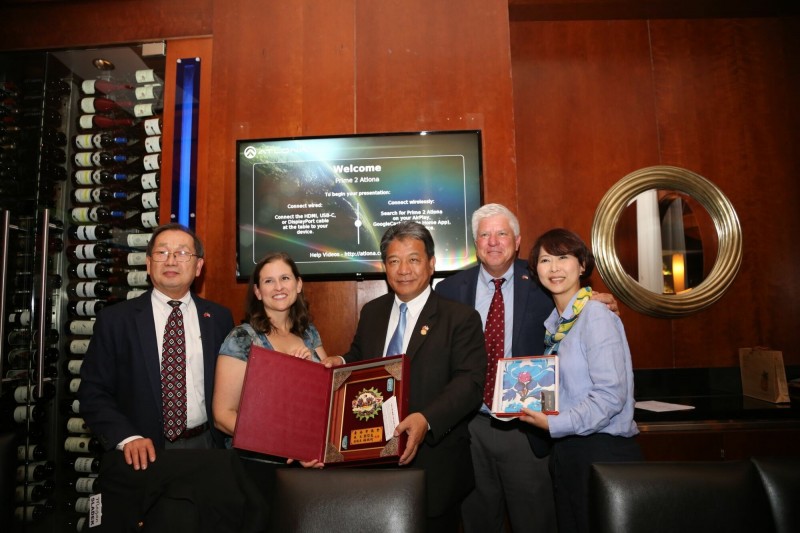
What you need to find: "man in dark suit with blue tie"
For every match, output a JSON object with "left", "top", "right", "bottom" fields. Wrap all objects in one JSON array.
[
  {"left": 335, "top": 221, "right": 487, "bottom": 532},
  {"left": 80, "top": 223, "right": 234, "bottom": 471}
]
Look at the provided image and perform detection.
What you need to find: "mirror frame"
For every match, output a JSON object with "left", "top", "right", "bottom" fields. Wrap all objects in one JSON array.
[{"left": 591, "top": 165, "right": 743, "bottom": 318}]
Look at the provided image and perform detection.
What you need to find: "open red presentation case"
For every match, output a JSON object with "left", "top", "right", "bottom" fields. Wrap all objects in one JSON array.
[{"left": 232, "top": 345, "right": 409, "bottom": 466}]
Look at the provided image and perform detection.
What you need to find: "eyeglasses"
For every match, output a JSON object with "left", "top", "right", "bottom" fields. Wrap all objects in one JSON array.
[{"left": 150, "top": 250, "right": 200, "bottom": 262}]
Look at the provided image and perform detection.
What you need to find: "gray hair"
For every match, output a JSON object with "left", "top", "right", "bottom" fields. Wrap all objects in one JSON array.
[{"left": 471, "top": 203, "right": 520, "bottom": 240}]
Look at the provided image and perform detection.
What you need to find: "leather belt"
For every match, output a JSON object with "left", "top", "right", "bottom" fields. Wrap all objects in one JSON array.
[{"left": 175, "top": 422, "right": 209, "bottom": 440}]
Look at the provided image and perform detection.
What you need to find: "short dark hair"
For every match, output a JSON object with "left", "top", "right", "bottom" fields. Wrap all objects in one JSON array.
[
  {"left": 379, "top": 221, "right": 435, "bottom": 263},
  {"left": 146, "top": 223, "right": 205, "bottom": 258},
  {"left": 528, "top": 228, "right": 595, "bottom": 280},
  {"left": 246, "top": 252, "right": 311, "bottom": 337}
]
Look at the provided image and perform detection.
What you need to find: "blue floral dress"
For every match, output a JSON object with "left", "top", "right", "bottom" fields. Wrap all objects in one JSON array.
[{"left": 218, "top": 322, "right": 324, "bottom": 363}]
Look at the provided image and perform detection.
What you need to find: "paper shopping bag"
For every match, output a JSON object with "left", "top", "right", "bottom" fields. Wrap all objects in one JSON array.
[{"left": 739, "top": 347, "right": 790, "bottom": 403}]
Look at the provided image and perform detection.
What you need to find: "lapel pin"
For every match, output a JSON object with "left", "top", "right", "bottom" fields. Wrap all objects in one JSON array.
[
  {"left": 522, "top": 275, "right": 529, "bottom": 280},
  {"left": 203, "top": 312, "right": 211, "bottom": 318},
  {"left": 420, "top": 325, "right": 429, "bottom": 336}
]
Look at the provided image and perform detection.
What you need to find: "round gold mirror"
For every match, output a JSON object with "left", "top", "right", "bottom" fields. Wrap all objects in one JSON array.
[{"left": 591, "top": 166, "right": 742, "bottom": 318}]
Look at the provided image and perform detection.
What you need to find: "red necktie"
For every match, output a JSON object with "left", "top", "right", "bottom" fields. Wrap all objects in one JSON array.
[
  {"left": 483, "top": 278, "right": 505, "bottom": 408},
  {"left": 161, "top": 300, "right": 187, "bottom": 441}
]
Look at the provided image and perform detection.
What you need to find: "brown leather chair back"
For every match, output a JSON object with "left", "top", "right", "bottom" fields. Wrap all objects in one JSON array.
[{"left": 268, "top": 468, "right": 426, "bottom": 533}]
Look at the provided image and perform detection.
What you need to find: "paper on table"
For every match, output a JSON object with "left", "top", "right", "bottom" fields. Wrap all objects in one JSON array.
[{"left": 635, "top": 400, "right": 695, "bottom": 412}]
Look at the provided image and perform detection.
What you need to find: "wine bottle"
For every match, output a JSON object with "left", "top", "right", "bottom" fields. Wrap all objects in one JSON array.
[
  {"left": 15, "top": 479, "right": 55, "bottom": 502},
  {"left": 72, "top": 169, "right": 128, "bottom": 186},
  {"left": 72, "top": 186, "right": 128, "bottom": 204},
  {"left": 16, "top": 461, "right": 55, "bottom": 482},
  {"left": 14, "top": 501, "right": 55, "bottom": 522},
  {"left": 81, "top": 79, "right": 134, "bottom": 95},
  {"left": 6, "top": 348, "right": 59, "bottom": 370},
  {"left": 120, "top": 210, "right": 159, "bottom": 230},
  {"left": 8, "top": 309, "right": 31, "bottom": 327},
  {"left": 125, "top": 152, "right": 161, "bottom": 172},
  {"left": 70, "top": 206, "right": 125, "bottom": 224},
  {"left": 133, "top": 102, "right": 163, "bottom": 118},
  {"left": 8, "top": 328, "right": 59, "bottom": 347},
  {"left": 67, "top": 476, "right": 100, "bottom": 494},
  {"left": 127, "top": 134, "right": 162, "bottom": 154},
  {"left": 69, "top": 457, "right": 101, "bottom": 474},
  {"left": 42, "top": 127, "right": 67, "bottom": 147},
  {"left": 68, "top": 224, "right": 113, "bottom": 241},
  {"left": 139, "top": 170, "right": 160, "bottom": 191},
  {"left": 62, "top": 398, "right": 81, "bottom": 415},
  {"left": 73, "top": 150, "right": 128, "bottom": 168},
  {"left": 134, "top": 83, "right": 163, "bottom": 101},
  {"left": 68, "top": 281, "right": 125, "bottom": 299},
  {"left": 120, "top": 191, "right": 159, "bottom": 210},
  {"left": 13, "top": 405, "right": 47, "bottom": 424},
  {"left": 67, "top": 319, "right": 95, "bottom": 336},
  {"left": 68, "top": 378, "right": 81, "bottom": 395},
  {"left": 67, "top": 356, "right": 85, "bottom": 376},
  {"left": 64, "top": 436, "right": 102, "bottom": 454},
  {"left": 135, "top": 69, "right": 161, "bottom": 84},
  {"left": 79, "top": 97, "right": 135, "bottom": 115},
  {"left": 77, "top": 114, "right": 135, "bottom": 131},
  {"left": 67, "top": 300, "right": 105, "bottom": 318},
  {"left": 17, "top": 443, "right": 47, "bottom": 461},
  {"left": 109, "top": 270, "right": 150, "bottom": 288},
  {"left": 66, "top": 242, "right": 119, "bottom": 260},
  {"left": 68, "top": 262, "right": 115, "bottom": 279},
  {"left": 73, "top": 132, "right": 128, "bottom": 150},
  {"left": 66, "top": 417, "right": 89, "bottom": 434},
  {"left": 13, "top": 382, "right": 56, "bottom": 403},
  {"left": 65, "top": 495, "right": 91, "bottom": 514}
]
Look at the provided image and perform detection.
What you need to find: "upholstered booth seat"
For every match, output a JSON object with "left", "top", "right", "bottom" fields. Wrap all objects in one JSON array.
[
  {"left": 590, "top": 457, "right": 800, "bottom": 533},
  {"left": 268, "top": 468, "right": 426, "bottom": 533}
]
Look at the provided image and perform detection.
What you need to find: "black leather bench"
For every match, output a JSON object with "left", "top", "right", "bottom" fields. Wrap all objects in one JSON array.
[{"left": 590, "top": 456, "right": 800, "bottom": 533}]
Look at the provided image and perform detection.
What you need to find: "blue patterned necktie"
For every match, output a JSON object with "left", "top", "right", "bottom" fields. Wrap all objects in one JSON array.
[
  {"left": 386, "top": 303, "right": 408, "bottom": 356},
  {"left": 161, "top": 299, "right": 186, "bottom": 441}
]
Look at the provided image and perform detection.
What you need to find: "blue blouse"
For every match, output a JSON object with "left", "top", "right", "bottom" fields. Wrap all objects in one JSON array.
[
  {"left": 218, "top": 322, "right": 324, "bottom": 362},
  {"left": 544, "top": 297, "right": 638, "bottom": 439}
]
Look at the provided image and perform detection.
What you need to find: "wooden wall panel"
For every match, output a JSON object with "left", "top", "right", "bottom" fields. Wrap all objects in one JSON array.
[
  {"left": 511, "top": 20, "right": 674, "bottom": 368},
  {"left": 511, "top": 17, "right": 800, "bottom": 368},
  {"left": 354, "top": 0, "right": 519, "bottom": 209},
  {"left": 650, "top": 18, "right": 800, "bottom": 367},
  {"left": 198, "top": 0, "right": 517, "bottom": 356},
  {"left": 201, "top": 0, "right": 359, "bottom": 355},
  {"left": 0, "top": 0, "right": 212, "bottom": 50}
]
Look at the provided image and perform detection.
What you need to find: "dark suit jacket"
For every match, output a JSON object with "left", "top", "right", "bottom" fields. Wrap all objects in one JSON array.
[
  {"left": 344, "top": 290, "right": 487, "bottom": 517},
  {"left": 79, "top": 290, "right": 234, "bottom": 451},
  {"left": 435, "top": 258, "right": 554, "bottom": 354},
  {"left": 96, "top": 449, "right": 267, "bottom": 533},
  {"left": 435, "top": 258, "right": 555, "bottom": 456}
]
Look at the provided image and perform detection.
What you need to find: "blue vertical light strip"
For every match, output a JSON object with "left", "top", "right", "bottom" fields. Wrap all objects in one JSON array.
[{"left": 172, "top": 58, "right": 201, "bottom": 230}]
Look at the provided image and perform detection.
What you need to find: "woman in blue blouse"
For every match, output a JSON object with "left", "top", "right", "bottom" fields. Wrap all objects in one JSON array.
[
  {"left": 520, "top": 228, "right": 641, "bottom": 533},
  {"left": 213, "top": 251, "right": 329, "bottom": 441}
]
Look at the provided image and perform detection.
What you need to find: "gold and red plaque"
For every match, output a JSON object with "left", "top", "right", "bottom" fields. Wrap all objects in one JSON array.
[{"left": 233, "top": 345, "right": 409, "bottom": 466}]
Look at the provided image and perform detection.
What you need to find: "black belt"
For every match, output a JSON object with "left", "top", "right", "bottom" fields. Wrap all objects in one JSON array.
[{"left": 175, "top": 422, "right": 209, "bottom": 440}]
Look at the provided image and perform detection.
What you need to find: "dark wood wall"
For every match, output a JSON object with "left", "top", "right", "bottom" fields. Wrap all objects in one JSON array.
[
  {"left": 2, "top": 1, "right": 798, "bottom": 368},
  {"left": 511, "top": 16, "right": 800, "bottom": 368}
]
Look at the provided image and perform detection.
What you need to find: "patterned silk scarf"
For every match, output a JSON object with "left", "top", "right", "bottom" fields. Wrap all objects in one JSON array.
[{"left": 544, "top": 286, "right": 592, "bottom": 355}]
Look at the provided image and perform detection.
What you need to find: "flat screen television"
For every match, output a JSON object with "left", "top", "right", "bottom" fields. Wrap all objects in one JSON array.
[{"left": 236, "top": 130, "right": 483, "bottom": 281}]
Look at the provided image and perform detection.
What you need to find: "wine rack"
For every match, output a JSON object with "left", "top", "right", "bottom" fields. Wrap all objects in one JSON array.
[{"left": 1, "top": 43, "right": 166, "bottom": 533}]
